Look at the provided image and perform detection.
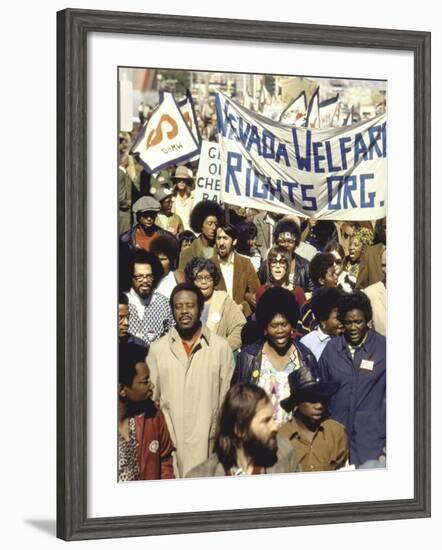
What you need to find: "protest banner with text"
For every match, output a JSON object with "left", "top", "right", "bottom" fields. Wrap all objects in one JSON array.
[
  {"left": 194, "top": 141, "right": 223, "bottom": 204},
  {"left": 216, "top": 91, "right": 386, "bottom": 220},
  {"left": 131, "top": 93, "right": 200, "bottom": 173}
]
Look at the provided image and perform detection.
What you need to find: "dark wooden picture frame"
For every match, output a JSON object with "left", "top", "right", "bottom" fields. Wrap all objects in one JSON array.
[{"left": 57, "top": 8, "right": 431, "bottom": 541}]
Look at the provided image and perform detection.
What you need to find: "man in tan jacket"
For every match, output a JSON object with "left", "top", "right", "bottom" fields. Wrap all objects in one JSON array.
[{"left": 147, "top": 282, "right": 235, "bottom": 477}]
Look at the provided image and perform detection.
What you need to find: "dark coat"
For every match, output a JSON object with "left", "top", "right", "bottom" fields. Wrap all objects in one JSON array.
[
  {"left": 232, "top": 338, "right": 318, "bottom": 386},
  {"left": 318, "top": 329, "right": 386, "bottom": 467},
  {"left": 119, "top": 224, "right": 170, "bottom": 253},
  {"left": 258, "top": 253, "right": 314, "bottom": 293}
]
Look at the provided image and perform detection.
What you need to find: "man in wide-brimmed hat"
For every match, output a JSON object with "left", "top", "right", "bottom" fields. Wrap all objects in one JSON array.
[
  {"left": 279, "top": 364, "right": 348, "bottom": 472},
  {"left": 154, "top": 187, "right": 184, "bottom": 236},
  {"left": 171, "top": 165, "right": 195, "bottom": 231}
]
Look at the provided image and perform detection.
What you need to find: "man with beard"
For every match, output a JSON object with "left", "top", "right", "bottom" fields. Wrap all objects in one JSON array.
[
  {"left": 186, "top": 383, "right": 300, "bottom": 477},
  {"left": 118, "top": 343, "right": 175, "bottom": 480},
  {"left": 178, "top": 200, "right": 224, "bottom": 270},
  {"left": 147, "top": 283, "right": 235, "bottom": 477},
  {"left": 212, "top": 224, "right": 260, "bottom": 317},
  {"left": 125, "top": 250, "right": 174, "bottom": 346}
]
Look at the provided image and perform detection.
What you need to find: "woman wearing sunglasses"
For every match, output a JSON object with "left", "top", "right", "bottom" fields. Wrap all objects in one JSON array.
[
  {"left": 255, "top": 246, "right": 306, "bottom": 308},
  {"left": 324, "top": 241, "right": 355, "bottom": 293}
]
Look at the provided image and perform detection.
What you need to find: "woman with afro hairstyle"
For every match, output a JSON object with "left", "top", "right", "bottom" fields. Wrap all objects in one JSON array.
[
  {"left": 232, "top": 287, "right": 317, "bottom": 426},
  {"left": 178, "top": 200, "right": 224, "bottom": 270}
]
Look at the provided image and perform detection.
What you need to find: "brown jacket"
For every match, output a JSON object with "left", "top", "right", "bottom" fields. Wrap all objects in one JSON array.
[
  {"left": 279, "top": 418, "right": 348, "bottom": 472},
  {"left": 356, "top": 243, "right": 386, "bottom": 289},
  {"left": 212, "top": 252, "right": 260, "bottom": 318}
]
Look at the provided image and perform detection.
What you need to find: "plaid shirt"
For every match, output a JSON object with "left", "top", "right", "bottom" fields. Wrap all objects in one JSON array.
[{"left": 127, "top": 289, "right": 174, "bottom": 346}]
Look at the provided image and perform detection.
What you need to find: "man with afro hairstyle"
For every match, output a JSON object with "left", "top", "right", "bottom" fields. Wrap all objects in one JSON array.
[{"left": 178, "top": 200, "right": 224, "bottom": 270}]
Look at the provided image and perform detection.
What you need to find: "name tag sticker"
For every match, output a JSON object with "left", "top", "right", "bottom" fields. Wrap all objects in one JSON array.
[{"left": 360, "top": 359, "right": 374, "bottom": 372}]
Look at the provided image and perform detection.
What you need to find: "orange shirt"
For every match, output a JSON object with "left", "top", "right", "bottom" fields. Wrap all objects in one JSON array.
[
  {"left": 181, "top": 327, "right": 202, "bottom": 357},
  {"left": 134, "top": 227, "right": 158, "bottom": 251}
]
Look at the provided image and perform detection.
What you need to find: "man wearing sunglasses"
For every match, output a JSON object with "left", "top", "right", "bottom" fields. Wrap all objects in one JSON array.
[{"left": 120, "top": 195, "right": 171, "bottom": 254}]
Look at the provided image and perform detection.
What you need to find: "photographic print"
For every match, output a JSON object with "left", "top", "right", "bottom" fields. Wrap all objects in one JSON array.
[
  {"left": 57, "top": 9, "right": 430, "bottom": 540},
  {"left": 117, "top": 67, "right": 387, "bottom": 481}
]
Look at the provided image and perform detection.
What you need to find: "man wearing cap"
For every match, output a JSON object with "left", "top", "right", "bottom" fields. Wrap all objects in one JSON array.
[
  {"left": 154, "top": 187, "right": 184, "bottom": 236},
  {"left": 279, "top": 365, "right": 348, "bottom": 472},
  {"left": 171, "top": 165, "right": 195, "bottom": 231},
  {"left": 120, "top": 195, "right": 170, "bottom": 254},
  {"left": 178, "top": 200, "right": 224, "bottom": 270}
]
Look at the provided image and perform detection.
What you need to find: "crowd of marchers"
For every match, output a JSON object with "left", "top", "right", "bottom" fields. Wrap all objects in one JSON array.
[{"left": 118, "top": 137, "right": 387, "bottom": 481}]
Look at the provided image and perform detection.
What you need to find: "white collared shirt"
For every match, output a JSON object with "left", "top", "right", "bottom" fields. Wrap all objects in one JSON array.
[{"left": 218, "top": 252, "right": 235, "bottom": 297}]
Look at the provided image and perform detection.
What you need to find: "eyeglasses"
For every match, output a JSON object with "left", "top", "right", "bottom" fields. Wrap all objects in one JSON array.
[
  {"left": 133, "top": 274, "right": 154, "bottom": 281},
  {"left": 195, "top": 275, "right": 213, "bottom": 282},
  {"left": 270, "top": 259, "right": 287, "bottom": 266}
]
